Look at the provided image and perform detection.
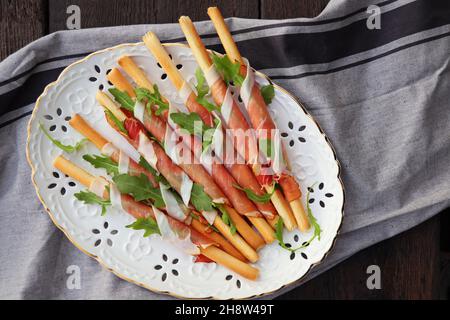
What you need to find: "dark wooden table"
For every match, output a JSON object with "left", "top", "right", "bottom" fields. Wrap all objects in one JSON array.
[{"left": 1, "top": 0, "right": 448, "bottom": 299}]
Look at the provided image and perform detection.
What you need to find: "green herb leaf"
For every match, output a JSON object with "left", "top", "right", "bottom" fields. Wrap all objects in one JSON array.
[
  {"left": 259, "top": 138, "right": 273, "bottom": 158},
  {"left": 275, "top": 186, "right": 322, "bottom": 252},
  {"left": 232, "top": 184, "right": 274, "bottom": 203},
  {"left": 260, "top": 84, "right": 275, "bottom": 105},
  {"left": 275, "top": 217, "right": 283, "bottom": 243},
  {"left": 104, "top": 109, "right": 127, "bottom": 134},
  {"left": 211, "top": 53, "right": 244, "bottom": 86},
  {"left": 201, "top": 118, "right": 220, "bottom": 151},
  {"left": 274, "top": 218, "right": 291, "bottom": 250},
  {"left": 194, "top": 68, "right": 220, "bottom": 112},
  {"left": 39, "top": 123, "right": 86, "bottom": 153},
  {"left": 126, "top": 217, "right": 160, "bottom": 237},
  {"left": 138, "top": 156, "right": 168, "bottom": 185},
  {"left": 216, "top": 204, "right": 237, "bottom": 235},
  {"left": 190, "top": 183, "right": 214, "bottom": 212},
  {"left": 74, "top": 190, "right": 111, "bottom": 216},
  {"left": 108, "top": 88, "right": 135, "bottom": 111},
  {"left": 195, "top": 68, "right": 209, "bottom": 98},
  {"left": 307, "top": 189, "right": 322, "bottom": 241},
  {"left": 135, "top": 85, "right": 168, "bottom": 116},
  {"left": 196, "top": 96, "right": 220, "bottom": 112},
  {"left": 83, "top": 154, "right": 119, "bottom": 176},
  {"left": 170, "top": 112, "right": 209, "bottom": 136},
  {"left": 113, "top": 173, "right": 165, "bottom": 207}
]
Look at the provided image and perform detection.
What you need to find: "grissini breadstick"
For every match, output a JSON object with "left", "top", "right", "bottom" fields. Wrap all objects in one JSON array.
[
  {"left": 143, "top": 32, "right": 279, "bottom": 230},
  {"left": 208, "top": 7, "right": 310, "bottom": 231},
  {"left": 96, "top": 91, "right": 261, "bottom": 261},
  {"left": 190, "top": 214, "right": 247, "bottom": 262},
  {"left": 207, "top": 7, "right": 242, "bottom": 64},
  {"left": 107, "top": 68, "right": 135, "bottom": 97},
  {"left": 53, "top": 155, "right": 96, "bottom": 189},
  {"left": 53, "top": 156, "right": 258, "bottom": 279},
  {"left": 118, "top": 56, "right": 154, "bottom": 91},
  {"left": 69, "top": 114, "right": 108, "bottom": 149},
  {"left": 109, "top": 64, "right": 275, "bottom": 244},
  {"left": 178, "top": 15, "right": 297, "bottom": 231},
  {"left": 69, "top": 114, "right": 247, "bottom": 261},
  {"left": 201, "top": 245, "right": 259, "bottom": 281}
]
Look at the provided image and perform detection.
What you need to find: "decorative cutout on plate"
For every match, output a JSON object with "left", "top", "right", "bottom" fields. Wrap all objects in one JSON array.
[
  {"left": 281, "top": 122, "right": 306, "bottom": 147},
  {"left": 43, "top": 107, "right": 72, "bottom": 133},
  {"left": 308, "top": 182, "right": 334, "bottom": 208},
  {"left": 89, "top": 64, "right": 112, "bottom": 90},
  {"left": 225, "top": 274, "right": 242, "bottom": 289},
  {"left": 92, "top": 221, "right": 118, "bottom": 247},
  {"left": 154, "top": 254, "right": 180, "bottom": 282},
  {"left": 48, "top": 171, "right": 77, "bottom": 197}
]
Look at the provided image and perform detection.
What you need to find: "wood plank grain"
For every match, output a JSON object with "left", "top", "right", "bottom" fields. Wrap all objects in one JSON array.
[
  {"left": 48, "top": 0, "right": 259, "bottom": 33},
  {"left": 0, "top": 0, "right": 47, "bottom": 61},
  {"left": 154, "top": 0, "right": 259, "bottom": 22},
  {"left": 261, "top": 0, "right": 329, "bottom": 18},
  {"left": 277, "top": 215, "right": 441, "bottom": 299}
]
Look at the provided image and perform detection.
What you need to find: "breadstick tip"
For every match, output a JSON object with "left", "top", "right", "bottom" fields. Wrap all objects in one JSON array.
[
  {"left": 143, "top": 31, "right": 156, "bottom": 43},
  {"left": 207, "top": 6, "right": 220, "bottom": 16},
  {"left": 52, "top": 155, "right": 65, "bottom": 168},
  {"left": 179, "top": 15, "right": 192, "bottom": 25}
]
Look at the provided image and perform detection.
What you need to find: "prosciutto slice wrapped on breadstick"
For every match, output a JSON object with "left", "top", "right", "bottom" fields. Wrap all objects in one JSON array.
[
  {"left": 69, "top": 113, "right": 247, "bottom": 262},
  {"left": 107, "top": 59, "right": 275, "bottom": 244},
  {"left": 95, "top": 90, "right": 262, "bottom": 261},
  {"left": 207, "top": 7, "right": 311, "bottom": 231},
  {"left": 178, "top": 15, "right": 299, "bottom": 231},
  {"left": 142, "top": 31, "right": 280, "bottom": 230},
  {"left": 52, "top": 155, "right": 259, "bottom": 280}
]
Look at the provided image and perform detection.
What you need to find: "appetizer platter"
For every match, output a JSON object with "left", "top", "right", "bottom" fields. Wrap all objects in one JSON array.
[{"left": 26, "top": 8, "right": 344, "bottom": 299}]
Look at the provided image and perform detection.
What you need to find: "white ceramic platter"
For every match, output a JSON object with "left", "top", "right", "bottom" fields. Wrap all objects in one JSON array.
[{"left": 26, "top": 43, "right": 344, "bottom": 299}]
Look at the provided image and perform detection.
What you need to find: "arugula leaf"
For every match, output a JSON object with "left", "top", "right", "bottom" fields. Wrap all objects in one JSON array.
[
  {"left": 211, "top": 53, "right": 244, "bottom": 86},
  {"left": 274, "top": 218, "right": 292, "bottom": 251},
  {"left": 232, "top": 184, "right": 274, "bottom": 203},
  {"left": 39, "top": 123, "right": 86, "bottom": 153},
  {"left": 195, "top": 68, "right": 209, "bottom": 98},
  {"left": 138, "top": 156, "right": 168, "bottom": 185},
  {"left": 108, "top": 88, "right": 135, "bottom": 111},
  {"left": 196, "top": 96, "right": 220, "bottom": 112},
  {"left": 113, "top": 173, "right": 165, "bottom": 207},
  {"left": 275, "top": 186, "right": 322, "bottom": 252},
  {"left": 83, "top": 154, "right": 119, "bottom": 176},
  {"left": 260, "top": 84, "right": 275, "bottom": 105},
  {"left": 194, "top": 68, "right": 220, "bottom": 112},
  {"left": 201, "top": 118, "right": 221, "bottom": 151},
  {"left": 104, "top": 109, "right": 127, "bottom": 134},
  {"left": 306, "top": 189, "right": 322, "bottom": 241},
  {"left": 170, "top": 112, "right": 209, "bottom": 136},
  {"left": 216, "top": 204, "right": 237, "bottom": 235},
  {"left": 171, "top": 112, "right": 220, "bottom": 152},
  {"left": 135, "top": 85, "right": 168, "bottom": 116},
  {"left": 259, "top": 138, "right": 273, "bottom": 158},
  {"left": 126, "top": 217, "right": 160, "bottom": 237},
  {"left": 74, "top": 190, "right": 111, "bottom": 216},
  {"left": 190, "top": 183, "right": 214, "bottom": 212}
]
